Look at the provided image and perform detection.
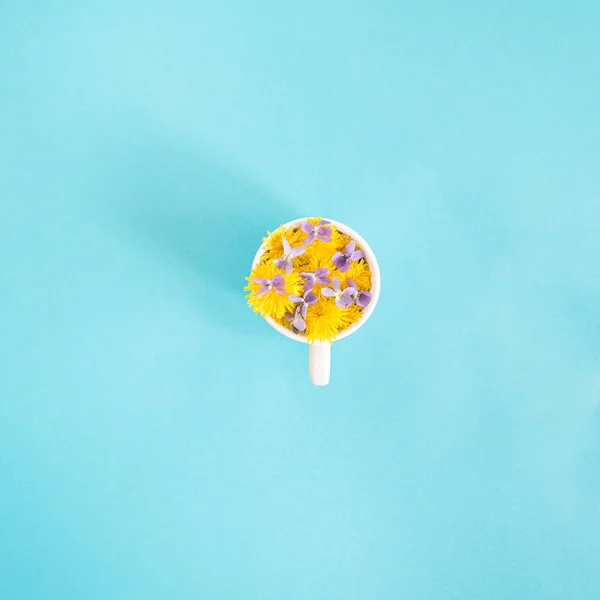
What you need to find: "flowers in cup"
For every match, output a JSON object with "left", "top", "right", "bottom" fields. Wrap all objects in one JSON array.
[{"left": 246, "top": 218, "right": 373, "bottom": 342}]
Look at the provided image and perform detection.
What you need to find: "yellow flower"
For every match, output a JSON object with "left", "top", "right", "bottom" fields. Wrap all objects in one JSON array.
[
  {"left": 261, "top": 225, "right": 304, "bottom": 262},
  {"left": 245, "top": 261, "right": 302, "bottom": 319},
  {"left": 335, "top": 232, "right": 354, "bottom": 252},
  {"left": 304, "top": 298, "right": 346, "bottom": 343},
  {"left": 340, "top": 260, "right": 372, "bottom": 291},
  {"left": 336, "top": 304, "right": 363, "bottom": 331}
]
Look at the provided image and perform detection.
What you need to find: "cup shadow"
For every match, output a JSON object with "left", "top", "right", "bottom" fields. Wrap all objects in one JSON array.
[{"left": 113, "top": 141, "right": 297, "bottom": 333}]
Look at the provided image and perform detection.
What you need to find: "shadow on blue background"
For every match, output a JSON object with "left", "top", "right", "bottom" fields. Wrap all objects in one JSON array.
[{"left": 109, "top": 139, "right": 296, "bottom": 332}]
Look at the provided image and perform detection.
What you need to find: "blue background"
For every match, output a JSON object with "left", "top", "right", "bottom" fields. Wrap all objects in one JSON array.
[{"left": 1, "top": 1, "right": 600, "bottom": 598}]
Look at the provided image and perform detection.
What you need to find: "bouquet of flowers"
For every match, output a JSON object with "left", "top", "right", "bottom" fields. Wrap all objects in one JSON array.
[{"left": 245, "top": 218, "right": 373, "bottom": 342}]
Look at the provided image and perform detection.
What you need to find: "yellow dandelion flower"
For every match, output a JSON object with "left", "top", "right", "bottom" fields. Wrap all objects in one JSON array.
[
  {"left": 304, "top": 298, "right": 346, "bottom": 343},
  {"left": 304, "top": 237, "right": 343, "bottom": 264},
  {"left": 245, "top": 261, "right": 302, "bottom": 319},
  {"left": 336, "top": 231, "right": 354, "bottom": 252},
  {"left": 261, "top": 225, "right": 304, "bottom": 261},
  {"left": 340, "top": 260, "right": 372, "bottom": 291},
  {"left": 336, "top": 303, "right": 363, "bottom": 331}
]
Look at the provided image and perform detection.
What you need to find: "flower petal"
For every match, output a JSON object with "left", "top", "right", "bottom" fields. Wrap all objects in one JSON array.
[
  {"left": 290, "top": 245, "right": 306, "bottom": 258},
  {"left": 285, "top": 312, "right": 295, "bottom": 322},
  {"left": 272, "top": 275, "right": 285, "bottom": 289},
  {"left": 337, "top": 290, "right": 354, "bottom": 308},
  {"left": 347, "top": 278, "right": 357, "bottom": 289},
  {"left": 315, "top": 268, "right": 329, "bottom": 277},
  {"left": 301, "top": 222, "right": 315, "bottom": 234},
  {"left": 350, "top": 250, "right": 364, "bottom": 261},
  {"left": 303, "top": 279, "right": 315, "bottom": 291},
  {"left": 318, "top": 219, "right": 331, "bottom": 226},
  {"left": 316, "top": 276, "right": 330, "bottom": 285},
  {"left": 275, "top": 257, "right": 287, "bottom": 270},
  {"left": 282, "top": 237, "right": 292, "bottom": 255},
  {"left": 304, "top": 291, "right": 318, "bottom": 304},
  {"left": 288, "top": 294, "right": 303, "bottom": 304},
  {"left": 275, "top": 287, "right": 288, "bottom": 295},
  {"left": 332, "top": 276, "right": 341, "bottom": 292},
  {"left": 293, "top": 316, "right": 306, "bottom": 332},
  {"left": 256, "top": 286, "right": 270, "bottom": 297},
  {"left": 253, "top": 277, "right": 269, "bottom": 285},
  {"left": 339, "top": 260, "right": 350, "bottom": 273},
  {"left": 321, "top": 288, "right": 336, "bottom": 297},
  {"left": 302, "top": 231, "right": 317, "bottom": 245},
  {"left": 332, "top": 252, "right": 346, "bottom": 269},
  {"left": 284, "top": 260, "right": 293, "bottom": 274},
  {"left": 346, "top": 286, "right": 357, "bottom": 296},
  {"left": 344, "top": 240, "right": 356, "bottom": 255},
  {"left": 356, "top": 291, "right": 372, "bottom": 307},
  {"left": 317, "top": 227, "right": 332, "bottom": 242}
]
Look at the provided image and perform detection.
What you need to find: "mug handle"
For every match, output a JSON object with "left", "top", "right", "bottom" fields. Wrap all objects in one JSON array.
[{"left": 309, "top": 342, "right": 331, "bottom": 386}]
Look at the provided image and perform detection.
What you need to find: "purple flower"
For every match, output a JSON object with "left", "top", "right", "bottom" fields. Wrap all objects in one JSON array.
[
  {"left": 285, "top": 307, "right": 306, "bottom": 333},
  {"left": 321, "top": 276, "right": 356, "bottom": 308},
  {"left": 301, "top": 219, "right": 332, "bottom": 245},
  {"left": 299, "top": 267, "right": 330, "bottom": 291},
  {"left": 288, "top": 290, "right": 318, "bottom": 318},
  {"left": 332, "top": 240, "right": 364, "bottom": 273},
  {"left": 347, "top": 278, "right": 372, "bottom": 308},
  {"left": 274, "top": 238, "right": 306, "bottom": 274},
  {"left": 253, "top": 275, "right": 287, "bottom": 297}
]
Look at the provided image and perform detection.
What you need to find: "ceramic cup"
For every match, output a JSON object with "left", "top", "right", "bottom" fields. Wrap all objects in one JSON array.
[{"left": 251, "top": 217, "right": 381, "bottom": 386}]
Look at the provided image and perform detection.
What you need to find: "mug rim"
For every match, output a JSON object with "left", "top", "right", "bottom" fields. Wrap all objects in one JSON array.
[{"left": 251, "top": 217, "right": 381, "bottom": 344}]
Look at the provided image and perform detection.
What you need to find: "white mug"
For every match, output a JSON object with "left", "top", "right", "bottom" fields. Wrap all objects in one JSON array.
[{"left": 251, "top": 217, "right": 381, "bottom": 386}]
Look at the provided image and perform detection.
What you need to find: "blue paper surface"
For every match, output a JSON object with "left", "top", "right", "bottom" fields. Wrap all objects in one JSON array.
[{"left": 1, "top": 2, "right": 599, "bottom": 598}]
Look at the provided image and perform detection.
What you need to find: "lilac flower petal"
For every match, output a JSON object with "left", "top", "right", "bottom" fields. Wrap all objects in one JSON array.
[
  {"left": 304, "top": 291, "right": 318, "bottom": 304},
  {"left": 347, "top": 278, "right": 357, "bottom": 289},
  {"left": 301, "top": 222, "right": 315, "bottom": 234},
  {"left": 285, "top": 312, "right": 295, "bottom": 322},
  {"left": 350, "top": 250, "right": 364, "bottom": 261},
  {"left": 288, "top": 294, "right": 304, "bottom": 304},
  {"left": 282, "top": 237, "right": 292, "bottom": 255},
  {"left": 346, "top": 286, "right": 357, "bottom": 296},
  {"left": 356, "top": 291, "right": 372, "bottom": 307},
  {"left": 275, "top": 257, "right": 287, "bottom": 270},
  {"left": 275, "top": 288, "right": 287, "bottom": 295},
  {"left": 318, "top": 220, "right": 331, "bottom": 226},
  {"left": 332, "top": 252, "right": 346, "bottom": 269},
  {"left": 339, "top": 260, "right": 351, "bottom": 273},
  {"left": 289, "top": 245, "right": 306, "bottom": 258},
  {"left": 331, "top": 276, "right": 341, "bottom": 292},
  {"left": 303, "top": 279, "right": 315, "bottom": 291},
  {"left": 337, "top": 290, "right": 355, "bottom": 308},
  {"left": 302, "top": 231, "right": 317, "bottom": 245},
  {"left": 253, "top": 277, "right": 270, "bottom": 285},
  {"left": 344, "top": 240, "right": 356, "bottom": 255},
  {"left": 317, "top": 227, "right": 332, "bottom": 242},
  {"left": 315, "top": 268, "right": 329, "bottom": 278},
  {"left": 321, "top": 288, "right": 336, "bottom": 297},
  {"left": 293, "top": 316, "right": 306, "bottom": 332},
  {"left": 301, "top": 303, "right": 308, "bottom": 318},
  {"left": 300, "top": 272, "right": 314, "bottom": 280},
  {"left": 256, "top": 286, "right": 270, "bottom": 297},
  {"left": 316, "top": 276, "right": 330, "bottom": 285},
  {"left": 272, "top": 275, "right": 285, "bottom": 289},
  {"left": 284, "top": 261, "right": 293, "bottom": 274}
]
